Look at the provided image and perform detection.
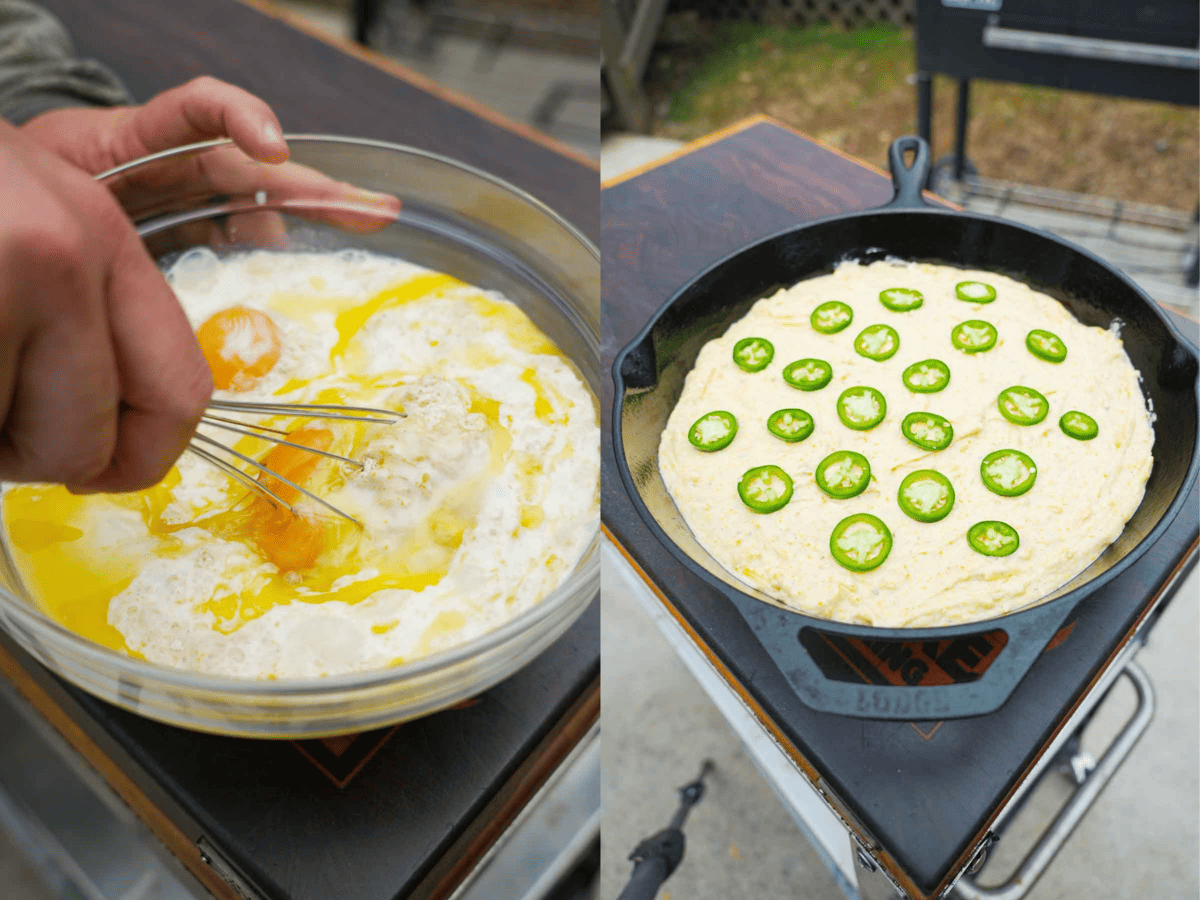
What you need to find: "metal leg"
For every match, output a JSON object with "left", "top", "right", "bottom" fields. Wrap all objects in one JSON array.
[
  {"left": 953, "top": 78, "right": 970, "bottom": 182},
  {"left": 851, "top": 841, "right": 903, "bottom": 900},
  {"left": 600, "top": 0, "right": 649, "bottom": 131},
  {"left": 953, "top": 660, "right": 1156, "bottom": 900},
  {"left": 916, "top": 71, "right": 933, "bottom": 146}
]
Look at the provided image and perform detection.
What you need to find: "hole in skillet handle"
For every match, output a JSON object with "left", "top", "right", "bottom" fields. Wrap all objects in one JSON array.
[{"left": 885, "top": 136, "right": 934, "bottom": 211}]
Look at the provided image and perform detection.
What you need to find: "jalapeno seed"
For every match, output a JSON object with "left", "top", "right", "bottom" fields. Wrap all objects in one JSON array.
[
  {"left": 880, "top": 287, "right": 924, "bottom": 312},
  {"left": 967, "top": 521, "right": 1020, "bottom": 557},
  {"left": 767, "top": 408, "right": 815, "bottom": 443},
  {"left": 738, "top": 465, "right": 794, "bottom": 514},
  {"left": 902, "top": 359, "right": 951, "bottom": 393},
  {"left": 829, "top": 513, "right": 893, "bottom": 572},
  {"left": 956, "top": 281, "right": 997, "bottom": 303},
  {"left": 897, "top": 470, "right": 956, "bottom": 522},
  {"left": 901, "top": 411, "right": 954, "bottom": 452},
  {"left": 951, "top": 320, "right": 998, "bottom": 353},
  {"left": 1026, "top": 329, "right": 1067, "bottom": 363},
  {"left": 997, "top": 385, "right": 1049, "bottom": 426},
  {"left": 815, "top": 450, "right": 871, "bottom": 499},
  {"left": 1060, "top": 411, "right": 1098, "bottom": 440},
  {"left": 981, "top": 449, "right": 1038, "bottom": 497},
  {"left": 733, "top": 337, "right": 774, "bottom": 372},
  {"left": 837, "top": 386, "right": 887, "bottom": 430},
  {"left": 783, "top": 358, "right": 833, "bottom": 391},
  {"left": 688, "top": 410, "right": 738, "bottom": 452},
  {"left": 854, "top": 324, "right": 900, "bottom": 361},
  {"left": 811, "top": 301, "right": 854, "bottom": 334}
]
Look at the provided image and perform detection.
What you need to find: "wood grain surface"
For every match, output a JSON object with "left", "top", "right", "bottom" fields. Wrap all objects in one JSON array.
[{"left": 37, "top": 0, "right": 598, "bottom": 243}]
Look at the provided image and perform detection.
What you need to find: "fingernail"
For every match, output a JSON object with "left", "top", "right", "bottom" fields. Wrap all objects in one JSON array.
[{"left": 263, "top": 122, "right": 283, "bottom": 146}]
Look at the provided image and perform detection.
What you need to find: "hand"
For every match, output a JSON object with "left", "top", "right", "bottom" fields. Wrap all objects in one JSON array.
[
  {"left": 20, "top": 76, "right": 290, "bottom": 174},
  {"left": 0, "top": 118, "right": 213, "bottom": 492}
]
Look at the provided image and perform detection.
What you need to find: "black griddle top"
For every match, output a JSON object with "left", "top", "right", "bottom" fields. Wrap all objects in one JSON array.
[
  {"left": 600, "top": 118, "right": 1199, "bottom": 899},
  {"left": 0, "top": 599, "right": 597, "bottom": 900}
]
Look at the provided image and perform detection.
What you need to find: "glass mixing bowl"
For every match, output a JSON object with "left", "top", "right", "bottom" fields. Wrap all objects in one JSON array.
[{"left": 0, "top": 137, "right": 599, "bottom": 738}]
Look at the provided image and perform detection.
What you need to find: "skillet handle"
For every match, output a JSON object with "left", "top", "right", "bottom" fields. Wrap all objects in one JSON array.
[{"left": 885, "top": 136, "right": 933, "bottom": 210}]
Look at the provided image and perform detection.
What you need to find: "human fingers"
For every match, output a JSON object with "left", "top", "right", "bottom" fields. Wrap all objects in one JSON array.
[
  {"left": 0, "top": 203, "right": 119, "bottom": 485},
  {"left": 117, "top": 76, "right": 289, "bottom": 165},
  {"left": 68, "top": 206, "right": 213, "bottom": 493}
]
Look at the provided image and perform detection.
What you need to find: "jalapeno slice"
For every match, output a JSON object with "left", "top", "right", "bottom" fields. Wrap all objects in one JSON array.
[
  {"left": 902, "top": 359, "right": 951, "bottom": 393},
  {"left": 901, "top": 412, "right": 954, "bottom": 451},
  {"left": 1060, "top": 410, "right": 1098, "bottom": 441},
  {"left": 956, "top": 281, "right": 997, "bottom": 303},
  {"left": 829, "top": 513, "right": 893, "bottom": 572},
  {"left": 967, "top": 520, "right": 1020, "bottom": 557},
  {"left": 811, "top": 301, "right": 854, "bottom": 334},
  {"left": 951, "top": 320, "right": 997, "bottom": 353},
  {"left": 767, "top": 408, "right": 815, "bottom": 443},
  {"left": 688, "top": 410, "right": 738, "bottom": 452},
  {"left": 815, "top": 450, "right": 871, "bottom": 499},
  {"left": 836, "top": 386, "right": 887, "bottom": 430},
  {"left": 897, "top": 469, "right": 955, "bottom": 522},
  {"left": 997, "top": 385, "right": 1049, "bottom": 425},
  {"left": 738, "top": 465, "right": 793, "bottom": 514},
  {"left": 980, "top": 449, "right": 1038, "bottom": 497},
  {"left": 733, "top": 337, "right": 774, "bottom": 372},
  {"left": 1026, "top": 329, "right": 1067, "bottom": 363},
  {"left": 854, "top": 324, "right": 900, "bottom": 361},
  {"left": 880, "top": 287, "right": 924, "bottom": 312},
  {"left": 783, "top": 358, "right": 833, "bottom": 391}
]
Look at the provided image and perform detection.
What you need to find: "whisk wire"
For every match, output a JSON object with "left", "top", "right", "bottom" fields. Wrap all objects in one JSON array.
[{"left": 187, "top": 399, "right": 402, "bottom": 527}]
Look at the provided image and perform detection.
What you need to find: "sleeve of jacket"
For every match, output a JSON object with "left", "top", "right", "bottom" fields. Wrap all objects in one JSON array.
[{"left": 0, "top": 0, "right": 132, "bottom": 125}]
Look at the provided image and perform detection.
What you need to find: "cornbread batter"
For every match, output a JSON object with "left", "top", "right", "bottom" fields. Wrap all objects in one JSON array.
[
  {"left": 659, "top": 260, "right": 1153, "bottom": 626},
  {"left": 2, "top": 249, "right": 599, "bottom": 677}
]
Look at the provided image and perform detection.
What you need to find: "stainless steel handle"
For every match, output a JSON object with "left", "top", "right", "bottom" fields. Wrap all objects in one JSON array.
[
  {"left": 982, "top": 24, "right": 1200, "bottom": 70},
  {"left": 952, "top": 660, "right": 1156, "bottom": 900}
]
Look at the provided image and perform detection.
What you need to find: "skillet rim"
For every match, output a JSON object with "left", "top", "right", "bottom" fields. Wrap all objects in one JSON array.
[{"left": 611, "top": 202, "right": 1200, "bottom": 642}]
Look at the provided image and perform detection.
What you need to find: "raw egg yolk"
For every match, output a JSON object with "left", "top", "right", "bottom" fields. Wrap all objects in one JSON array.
[
  {"left": 246, "top": 425, "right": 334, "bottom": 572},
  {"left": 196, "top": 306, "right": 282, "bottom": 391}
]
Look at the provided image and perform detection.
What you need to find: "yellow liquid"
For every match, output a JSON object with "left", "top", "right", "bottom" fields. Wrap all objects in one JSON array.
[{"left": 1, "top": 270, "right": 571, "bottom": 657}]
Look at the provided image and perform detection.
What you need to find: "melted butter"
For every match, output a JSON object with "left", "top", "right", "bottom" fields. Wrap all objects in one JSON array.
[{"left": 0, "top": 268, "right": 578, "bottom": 661}]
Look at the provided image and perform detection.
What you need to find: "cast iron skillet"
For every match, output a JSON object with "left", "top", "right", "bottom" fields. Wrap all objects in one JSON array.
[{"left": 613, "top": 136, "right": 1199, "bottom": 720}]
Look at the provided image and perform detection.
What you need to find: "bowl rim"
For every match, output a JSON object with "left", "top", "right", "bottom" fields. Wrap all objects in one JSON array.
[{"left": 0, "top": 134, "right": 600, "bottom": 696}]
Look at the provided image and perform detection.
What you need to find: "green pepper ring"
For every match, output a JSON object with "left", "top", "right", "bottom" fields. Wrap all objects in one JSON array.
[
  {"left": 1026, "top": 329, "right": 1068, "bottom": 363},
  {"left": 901, "top": 411, "right": 954, "bottom": 452},
  {"left": 782, "top": 358, "right": 834, "bottom": 391},
  {"left": 997, "top": 385, "right": 1050, "bottom": 426},
  {"left": 829, "top": 513, "right": 893, "bottom": 572},
  {"left": 951, "top": 320, "right": 998, "bottom": 353},
  {"left": 902, "top": 358, "right": 951, "bottom": 393},
  {"left": 879, "top": 287, "right": 924, "bottom": 312},
  {"left": 854, "top": 324, "right": 901, "bottom": 361},
  {"left": 967, "top": 520, "right": 1020, "bottom": 557},
  {"left": 732, "top": 336, "right": 775, "bottom": 372},
  {"left": 955, "top": 281, "right": 997, "bottom": 303},
  {"left": 897, "top": 469, "right": 956, "bottom": 523},
  {"left": 767, "top": 408, "right": 815, "bottom": 443},
  {"left": 1060, "top": 410, "right": 1099, "bottom": 441},
  {"left": 980, "top": 449, "right": 1038, "bottom": 497},
  {"left": 811, "top": 301, "right": 854, "bottom": 334},
  {"left": 815, "top": 450, "right": 872, "bottom": 499},
  {"left": 836, "top": 386, "right": 887, "bottom": 430},
  {"left": 687, "top": 410, "right": 738, "bottom": 452},
  {"left": 738, "top": 465, "right": 794, "bottom": 514}
]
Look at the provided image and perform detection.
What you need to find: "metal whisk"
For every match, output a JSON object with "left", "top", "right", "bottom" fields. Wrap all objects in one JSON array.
[{"left": 185, "top": 399, "right": 404, "bottom": 526}]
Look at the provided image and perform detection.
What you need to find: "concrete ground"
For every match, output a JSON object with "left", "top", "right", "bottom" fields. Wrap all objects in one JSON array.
[{"left": 600, "top": 131, "right": 1199, "bottom": 899}]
